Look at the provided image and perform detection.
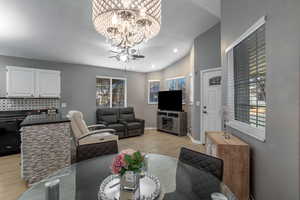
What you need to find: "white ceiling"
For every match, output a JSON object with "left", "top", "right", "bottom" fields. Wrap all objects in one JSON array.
[{"left": 0, "top": 0, "right": 220, "bottom": 72}]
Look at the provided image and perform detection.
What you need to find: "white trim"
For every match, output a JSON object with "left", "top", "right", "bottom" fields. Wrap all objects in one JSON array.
[
  {"left": 96, "top": 76, "right": 127, "bottom": 108},
  {"left": 145, "top": 127, "right": 157, "bottom": 130},
  {"left": 227, "top": 120, "right": 266, "bottom": 142},
  {"left": 148, "top": 80, "right": 160, "bottom": 105},
  {"left": 96, "top": 75, "right": 127, "bottom": 81},
  {"left": 225, "top": 16, "right": 266, "bottom": 53},
  {"left": 189, "top": 73, "right": 194, "bottom": 105},
  {"left": 165, "top": 76, "right": 185, "bottom": 81},
  {"left": 225, "top": 19, "right": 267, "bottom": 142},
  {"left": 187, "top": 134, "right": 202, "bottom": 144},
  {"left": 200, "top": 67, "right": 222, "bottom": 144}
]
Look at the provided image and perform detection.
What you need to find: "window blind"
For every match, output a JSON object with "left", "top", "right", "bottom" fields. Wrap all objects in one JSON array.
[{"left": 233, "top": 24, "right": 266, "bottom": 128}]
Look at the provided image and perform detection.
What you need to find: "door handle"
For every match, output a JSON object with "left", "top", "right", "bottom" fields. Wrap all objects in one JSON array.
[{"left": 203, "top": 110, "right": 207, "bottom": 114}]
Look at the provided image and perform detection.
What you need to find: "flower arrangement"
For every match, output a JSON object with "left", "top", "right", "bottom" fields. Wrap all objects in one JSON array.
[{"left": 111, "top": 149, "right": 145, "bottom": 176}]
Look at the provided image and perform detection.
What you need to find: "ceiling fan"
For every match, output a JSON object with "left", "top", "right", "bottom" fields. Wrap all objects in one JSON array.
[{"left": 109, "top": 48, "right": 145, "bottom": 63}]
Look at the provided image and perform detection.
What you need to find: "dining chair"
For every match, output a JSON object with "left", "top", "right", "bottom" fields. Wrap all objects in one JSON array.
[{"left": 179, "top": 147, "right": 224, "bottom": 181}]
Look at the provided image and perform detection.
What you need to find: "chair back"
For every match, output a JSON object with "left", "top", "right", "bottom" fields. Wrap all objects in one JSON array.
[
  {"left": 68, "top": 111, "right": 89, "bottom": 138},
  {"left": 119, "top": 107, "right": 135, "bottom": 122},
  {"left": 96, "top": 108, "right": 119, "bottom": 124},
  {"left": 179, "top": 147, "right": 224, "bottom": 181}
]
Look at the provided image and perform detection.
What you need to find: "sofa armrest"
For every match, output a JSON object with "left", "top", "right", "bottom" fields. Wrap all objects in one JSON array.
[
  {"left": 134, "top": 118, "right": 145, "bottom": 124},
  {"left": 78, "top": 129, "right": 117, "bottom": 141},
  {"left": 119, "top": 120, "right": 128, "bottom": 125},
  {"left": 88, "top": 124, "right": 106, "bottom": 131},
  {"left": 96, "top": 121, "right": 108, "bottom": 126}
]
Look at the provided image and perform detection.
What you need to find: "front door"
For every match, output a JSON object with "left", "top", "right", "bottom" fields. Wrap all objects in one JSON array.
[{"left": 201, "top": 68, "right": 222, "bottom": 144}]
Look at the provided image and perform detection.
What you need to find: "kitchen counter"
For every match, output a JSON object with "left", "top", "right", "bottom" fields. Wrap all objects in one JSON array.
[
  {"left": 20, "top": 113, "right": 72, "bottom": 184},
  {"left": 20, "top": 113, "right": 70, "bottom": 127}
]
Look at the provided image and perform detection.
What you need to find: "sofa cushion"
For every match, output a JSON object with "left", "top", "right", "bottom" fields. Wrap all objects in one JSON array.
[
  {"left": 97, "top": 108, "right": 119, "bottom": 124},
  {"left": 107, "top": 123, "right": 125, "bottom": 131},
  {"left": 119, "top": 107, "right": 135, "bottom": 122},
  {"left": 127, "top": 122, "right": 141, "bottom": 130}
]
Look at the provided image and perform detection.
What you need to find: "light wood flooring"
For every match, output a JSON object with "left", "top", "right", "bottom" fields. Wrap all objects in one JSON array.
[{"left": 0, "top": 130, "right": 204, "bottom": 200}]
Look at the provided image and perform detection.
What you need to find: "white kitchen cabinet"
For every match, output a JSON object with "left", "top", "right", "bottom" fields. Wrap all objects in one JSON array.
[
  {"left": 6, "top": 66, "right": 61, "bottom": 98},
  {"left": 6, "top": 66, "right": 36, "bottom": 97},
  {"left": 36, "top": 69, "right": 61, "bottom": 98}
]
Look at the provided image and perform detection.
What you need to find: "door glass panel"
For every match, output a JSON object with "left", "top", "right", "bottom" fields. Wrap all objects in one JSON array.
[{"left": 209, "top": 76, "right": 221, "bottom": 86}]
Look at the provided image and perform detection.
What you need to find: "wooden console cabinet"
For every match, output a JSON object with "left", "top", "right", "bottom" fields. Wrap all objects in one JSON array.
[
  {"left": 157, "top": 110, "right": 187, "bottom": 136},
  {"left": 206, "top": 131, "right": 250, "bottom": 200}
]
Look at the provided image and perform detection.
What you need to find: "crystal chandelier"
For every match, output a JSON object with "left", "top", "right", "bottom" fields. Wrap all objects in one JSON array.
[{"left": 92, "top": 0, "right": 161, "bottom": 48}]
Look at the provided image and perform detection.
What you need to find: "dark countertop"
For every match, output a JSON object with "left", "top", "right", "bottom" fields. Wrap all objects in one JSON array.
[{"left": 20, "top": 114, "right": 70, "bottom": 127}]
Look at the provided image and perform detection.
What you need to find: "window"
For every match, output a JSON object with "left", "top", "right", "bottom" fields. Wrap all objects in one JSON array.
[
  {"left": 148, "top": 80, "right": 160, "bottom": 104},
  {"left": 189, "top": 73, "right": 194, "bottom": 104},
  {"left": 226, "top": 17, "right": 266, "bottom": 141},
  {"left": 166, "top": 77, "right": 187, "bottom": 103},
  {"left": 234, "top": 24, "right": 266, "bottom": 128},
  {"left": 96, "top": 77, "right": 127, "bottom": 108},
  {"left": 209, "top": 76, "right": 222, "bottom": 86}
]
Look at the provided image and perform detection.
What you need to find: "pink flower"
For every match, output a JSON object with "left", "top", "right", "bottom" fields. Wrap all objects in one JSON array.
[
  {"left": 111, "top": 153, "right": 126, "bottom": 174},
  {"left": 121, "top": 149, "right": 136, "bottom": 156}
]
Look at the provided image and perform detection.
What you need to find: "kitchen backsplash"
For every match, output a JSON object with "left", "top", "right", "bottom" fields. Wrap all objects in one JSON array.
[{"left": 0, "top": 98, "right": 60, "bottom": 111}]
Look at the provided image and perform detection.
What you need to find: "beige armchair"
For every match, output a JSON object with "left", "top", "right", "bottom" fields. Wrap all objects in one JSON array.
[{"left": 68, "top": 111, "right": 119, "bottom": 162}]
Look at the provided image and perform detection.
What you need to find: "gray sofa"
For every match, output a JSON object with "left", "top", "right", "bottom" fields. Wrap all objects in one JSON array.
[{"left": 96, "top": 107, "right": 145, "bottom": 139}]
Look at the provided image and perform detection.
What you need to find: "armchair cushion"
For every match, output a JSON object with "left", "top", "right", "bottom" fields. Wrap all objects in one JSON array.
[{"left": 78, "top": 132, "right": 118, "bottom": 146}]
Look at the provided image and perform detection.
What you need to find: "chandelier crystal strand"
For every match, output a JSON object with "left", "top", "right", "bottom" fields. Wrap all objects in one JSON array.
[{"left": 92, "top": 0, "right": 161, "bottom": 48}]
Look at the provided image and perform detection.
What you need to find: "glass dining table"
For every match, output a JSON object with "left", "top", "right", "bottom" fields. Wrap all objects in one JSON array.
[{"left": 18, "top": 154, "right": 236, "bottom": 200}]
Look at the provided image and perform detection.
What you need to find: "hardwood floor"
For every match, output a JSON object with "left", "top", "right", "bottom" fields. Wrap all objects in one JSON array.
[
  {"left": 0, "top": 154, "right": 27, "bottom": 200},
  {"left": 119, "top": 130, "right": 205, "bottom": 157},
  {"left": 0, "top": 130, "right": 204, "bottom": 200}
]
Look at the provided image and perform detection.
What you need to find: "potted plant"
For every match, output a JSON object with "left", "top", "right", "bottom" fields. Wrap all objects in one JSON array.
[{"left": 111, "top": 149, "right": 146, "bottom": 200}]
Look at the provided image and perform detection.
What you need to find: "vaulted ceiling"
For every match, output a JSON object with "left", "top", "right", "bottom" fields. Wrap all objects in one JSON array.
[{"left": 0, "top": 0, "right": 220, "bottom": 72}]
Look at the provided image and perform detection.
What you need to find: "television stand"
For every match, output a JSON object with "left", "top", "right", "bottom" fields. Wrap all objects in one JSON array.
[{"left": 157, "top": 110, "right": 187, "bottom": 136}]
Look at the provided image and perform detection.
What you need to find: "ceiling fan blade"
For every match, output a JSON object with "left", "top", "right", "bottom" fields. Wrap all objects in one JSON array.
[{"left": 132, "top": 55, "right": 145, "bottom": 58}]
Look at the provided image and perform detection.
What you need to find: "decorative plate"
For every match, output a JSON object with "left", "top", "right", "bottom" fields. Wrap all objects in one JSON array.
[{"left": 98, "top": 173, "right": 161, "bottom": 200}]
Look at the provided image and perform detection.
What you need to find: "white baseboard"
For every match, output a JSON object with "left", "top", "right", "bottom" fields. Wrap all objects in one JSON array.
[
  {"left": 187, "top": 133, "right": 202, "bottom": 144},
  {"left": 145, "top": 127, "right": 157, "bottom": 130}
]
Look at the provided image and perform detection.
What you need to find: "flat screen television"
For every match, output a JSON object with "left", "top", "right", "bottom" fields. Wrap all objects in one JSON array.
[{"left": 158, "top": 90, "right": 182, "bottom": 112}]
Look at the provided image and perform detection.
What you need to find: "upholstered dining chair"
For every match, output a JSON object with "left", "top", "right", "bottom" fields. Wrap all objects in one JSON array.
[
  {"left": 68, "top": 111, "right": 119, "bottom": 162},
  {"left": 179, "top": 147, "right": 224, "bottom": 181}
]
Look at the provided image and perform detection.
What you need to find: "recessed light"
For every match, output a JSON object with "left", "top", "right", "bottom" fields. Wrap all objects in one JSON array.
[
  {"left": 151, "top": 64, "right": 155, "bottom": 68},
  {"left": 173, "top": 48, "right": 178, "bottom": 53}
]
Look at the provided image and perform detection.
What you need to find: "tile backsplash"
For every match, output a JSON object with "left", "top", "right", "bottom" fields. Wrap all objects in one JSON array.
[{"left": 0, "top": 98, "right": 60, "bottom": 111}]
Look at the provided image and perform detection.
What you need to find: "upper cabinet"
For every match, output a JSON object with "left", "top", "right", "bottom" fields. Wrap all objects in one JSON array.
[
  {"left": 6, "top": 66, "right": 36, "bottom": 97},
  {"left": 36, "top": 70, "right": 61, "bottom": 98},
  {"left": 6, "top": 66, "right": 61, "bottom": 98}
]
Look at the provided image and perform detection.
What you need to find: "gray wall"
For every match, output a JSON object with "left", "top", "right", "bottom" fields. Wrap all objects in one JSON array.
[
  {"left": 143, "top": 22, "right": 221, "bottom": 138},
  {"left": 221, "top": 0, "right": 300, "bottom": 199},
  {"left": 192, "top": 23, "right": 221, "bottom": 140},
  {"left": 144, "top": 52, "right": 193, "bottom": 128},
  {"left": 0, "top": 55, "right": 146, "bottom": 124}
]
